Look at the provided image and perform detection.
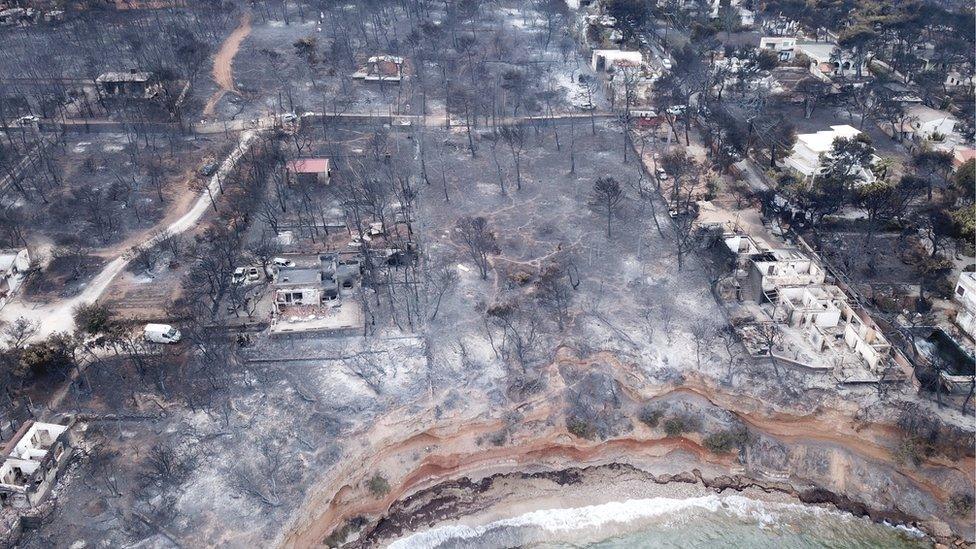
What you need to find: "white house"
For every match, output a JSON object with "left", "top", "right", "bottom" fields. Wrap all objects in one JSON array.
[
  {"left": 738, "top": 8, "right": 754, "bottom": 26},
  {"left": 590, "top": 49, "right": 643, "bottom": 72},
  {"left": 0, "top": 421, "right": 72, "bottom": 508},
  {"left": 902, "top": 105, "right": 957, "bottom": 141},
  {"left": 783, "top": 124, "right": 873, "bottom": 182},
  {"left": 954, "top": 272, "right": 976, "bottom": 340},
  {"left": 0, "top": 248, "right": 30, "bottom": 306},
  {"left": 944, "top": 70, "right": 974, "bottom": 92},
  {"left": 759, "top": 36, "right": 796, "bottom": 61},
  {"left": 795, "top": 42, "right": 865, "bottom": 80}
]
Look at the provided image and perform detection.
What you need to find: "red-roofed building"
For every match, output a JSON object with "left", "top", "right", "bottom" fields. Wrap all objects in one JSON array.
[
  {"left": 286, "top": 158, "right": 331, "bottom": 185},
  {"left": 953, "top": 147, "right": 976, "bottom": 168}
]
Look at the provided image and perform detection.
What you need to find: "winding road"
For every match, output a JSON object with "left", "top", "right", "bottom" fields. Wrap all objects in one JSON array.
[
  {"left": 202, "top": 11, "right": 252, "bottom": 118},
  {"left": 1, "top": 131, "right": 259, "bottom": 339}
]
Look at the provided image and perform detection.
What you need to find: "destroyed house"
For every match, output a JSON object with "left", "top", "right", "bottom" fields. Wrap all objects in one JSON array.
[
  {"left": 840, "top": 306, "right": 892, "bottom": 370},
  {"left": 954, "top": 272, "right": 976, "bottom": 340},
  {"left": 0, "top": 248, "right": 29, "bottom": 298},
  {"left": 274, "top": 267, "right": 325, "bottom": 310},
  {"left": 0, "top": 421, "right": 72, "bottom": 508},
  {"left": 95, "top": 70, "right": 160, "bottom": 98},
  {"left": 286, "top": 158, "right": 331, "bottom": 186},
  {"left": 744, "top": 249, "right": 825, "bottom": 303},
  {"left": 590, "top": 49, "right": 643, "bottom": 72},
  {"left": 273, "top": 254, "right": 363, "bottom": 311},
  {"left": 353, "top": 55, "right": 404, "bottom": 82},
  {"left": 771, "top": 284, "right": 847, "bottom": 329}
]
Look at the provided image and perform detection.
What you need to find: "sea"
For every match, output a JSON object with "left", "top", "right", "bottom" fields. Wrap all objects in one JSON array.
[{"left": 387, "top": 494, "right": 930, "bottom": 548}]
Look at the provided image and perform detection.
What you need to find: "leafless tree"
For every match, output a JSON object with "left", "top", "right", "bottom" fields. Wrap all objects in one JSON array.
[
  {"left": 717, "top": 326, "right": 743, "bottom": 385},
  {"left": 754, "top": 323, "right": 786, "bottom": 387},
  {"left": 227, "top": 435, "right": 291, "bottom": 507},
  {"left": 591, "top": 177, "right": 624, "bottom": 238},
  {"left": 2, "top": 317, "right": 38, "bottom": 349},
  {"left": 486, "top": 302, "right": 542, "bottom": 373},
  {"left": 690, "top": 317, "right": 715, "bottom": 370},
  {"left": 669, "top": 210, "right": 699, "bottom": 271},
  {"left": 428, "top": 265, "right": 459, "bottom": 321},
  {"left": 140, "top": 443, "right": 197, "bottom": 489},
  {"left": 455, "top": 216, "right": 500, "bottom": 280},
  {"left": 499, "top": 123, "right": 526, "bottom": 190},
  {"left": 535, "top": 261, "right": 573, "bottom": 330},
  {"left": 659, "top": 299, "right": 676, "bottom": 344}
]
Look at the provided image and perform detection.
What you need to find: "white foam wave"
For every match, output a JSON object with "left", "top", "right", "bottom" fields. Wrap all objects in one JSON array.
[
  {"left": 386, "top": 492, "right": 927, "bottom": 548},
  {"left": 386, "top": 494, "right": 828, "bottom": 548}
]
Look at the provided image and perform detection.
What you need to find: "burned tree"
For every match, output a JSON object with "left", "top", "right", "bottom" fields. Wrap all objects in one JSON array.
[
  {"left": 535, "top": 260, "right": 574, "bottom": 330},
  {"left": 455, "top": 216, "right": 500, "bottom": 280},
  {"left": 227, "top": 435, "right": 292, "bottom": 508},
  {"left": 499, "top": 123, "right": 527, "bottom": 190},
  {"left": 591, "top": 176, "right": 624, "bottom": 238}
]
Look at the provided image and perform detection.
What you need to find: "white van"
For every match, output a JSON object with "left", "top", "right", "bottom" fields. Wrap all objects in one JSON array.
[{"left": 144, "top": 323, "right": 181, "bottom": 344}]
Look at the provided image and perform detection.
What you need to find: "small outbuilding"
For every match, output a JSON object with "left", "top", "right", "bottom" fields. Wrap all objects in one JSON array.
[{"left": 286, "top": 158, "right": 331, "bottom": 186}]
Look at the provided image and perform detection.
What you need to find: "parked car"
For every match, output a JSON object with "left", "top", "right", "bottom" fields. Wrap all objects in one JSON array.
[
  {"left": 14, "top": 115, "right": 39, "bottom": 127},
  {"left": 281, "top": 112, "right": 298, "bottom": 123},
  {"left": 656, "top": 167, "right": 669, "bottom": 181},
  {"left": 272, "top": 257, "right": 295, "bottom": 268},
  {"left": 199, "top": 160, "right": 219, "bottom": 177},
  {"left": 233, "top": 266, "right": 261, "bottom": 284},
  {"left": 144, "top": 323, "right": 181, "bottom": 344},
  {"left": 661, "top": 58, "right": 672, "bottom": 70},
  {"left": 367, "top": 221, "right": 384, "bottom": 236}
]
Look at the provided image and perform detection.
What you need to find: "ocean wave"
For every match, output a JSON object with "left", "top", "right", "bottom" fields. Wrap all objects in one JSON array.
[
  {"left": 386, "top": 494, "right": 917, "bottom": 549},
  {"left": 387, "top": 495, "right": 724, "bottom": 548}
]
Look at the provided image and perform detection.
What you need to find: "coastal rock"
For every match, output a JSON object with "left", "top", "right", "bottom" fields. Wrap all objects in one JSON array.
[
  {"left": 671, "top": 472, "right": 698, "bottom": 484},
  {"left": 923, "top": 520, "right": 953, "bottom": 539}
]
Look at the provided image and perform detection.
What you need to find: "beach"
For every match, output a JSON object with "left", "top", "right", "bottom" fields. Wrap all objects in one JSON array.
[{"left": 364, "top": 464, "right": 931, "bottom": 549}]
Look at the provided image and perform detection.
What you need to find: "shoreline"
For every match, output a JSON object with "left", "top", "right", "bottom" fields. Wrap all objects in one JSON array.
[{"left": 339, "top": 464, "right": 962, "bottom": 548}]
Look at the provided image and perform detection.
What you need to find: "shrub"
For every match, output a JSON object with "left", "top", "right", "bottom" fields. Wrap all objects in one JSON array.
[
  {"left": 367, "top": 473, "right": 390, "bottom": 497},
  {"left": 703, "top": 428, "right": 750, "bottom": 454},
  {"left": 489, "top": 430, "right": 507, "bottom": 446},
  {"left": 73, "top": 302, "right": 116, "bottom": 336},
  {"left": 639, "top": 407, "right": 663, "bottom": 428},
  {"left": 663, "top": 416, "right": 692, "bottom": 437},
  {"left": 567, "top": 417, "right": 596, "bottom": 439},
  {"left": 19, "top": 333, "right": 77, "bottom": 378},
  {"left": 948, "top": 492, "right": 974, "bottom": 517},
  {"left": 895, "top": 436, "right": 928, "bottom": 466}
]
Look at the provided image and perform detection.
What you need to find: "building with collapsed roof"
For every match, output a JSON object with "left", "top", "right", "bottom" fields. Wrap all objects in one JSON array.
[
  {"left": 352, "top": 56, "right": 404, "bottom": 82},
  {"left": 0, "top": 248, "right": 30, "bottom": 309},
  {"left": 95, "top": 70, "right": 162, "bottom": 98},
  {"left": 0, "top": 420, "right": 73, "bottom": 508},
  {"left": 742, "top": 248, "right": 826, "bottom": 303},
  {"left": 954, "top": 272, "right": 976, "bottom": 340},
  {"left": 590, "top": 49, "right": 643, "bottom": 72},
  {"left": 270, "top": 253, "right": 363, "bottom": 336}
]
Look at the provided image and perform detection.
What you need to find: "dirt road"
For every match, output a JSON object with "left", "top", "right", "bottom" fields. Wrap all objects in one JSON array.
[
  {"left": 202, "top": 11, "right": 252, "bottom": 118},
  {"left": 0, "top": 131, "right": 260, "bottom": 340}
]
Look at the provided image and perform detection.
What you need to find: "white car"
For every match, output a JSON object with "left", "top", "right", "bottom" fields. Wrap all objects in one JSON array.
[
  {"left": 144, "top": 323, "right": 181, "bottom": 344},
  {"left": 661, "top": 58, "right": 672, "bottom": 70},
  {"left": 281, "top": 113, "right": 298, "bottom": 123},
  {"left": 656, "top": 167, "right": 669, "bottom": 181},
  {"left": 272, "top": 257, "right": 295, "bottom": 268},
  {"left": 233, "top": 266, "right": 261, "bottom": 284}
]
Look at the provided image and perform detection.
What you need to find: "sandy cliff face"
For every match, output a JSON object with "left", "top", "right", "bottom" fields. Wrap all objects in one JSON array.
[{"left": 277, "top": 353, "right": 975, "bottom": 548}]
